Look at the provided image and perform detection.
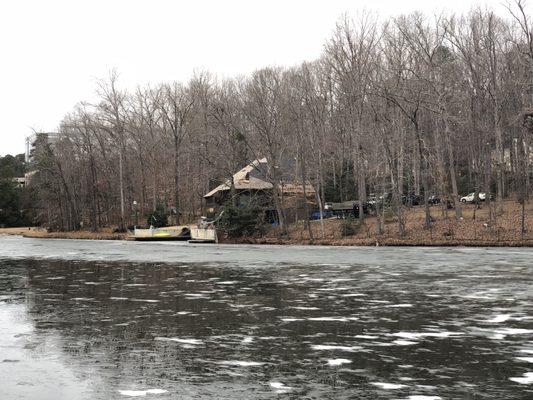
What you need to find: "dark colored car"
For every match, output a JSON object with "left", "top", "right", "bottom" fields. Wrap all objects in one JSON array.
[
  {"left": 310, "top": 210, "right": 335, "bottom": 220},
  {"left": 352, "top": 202, "right": 373, "bottom": 217},
  {"left": 402, "top": 193, "right": 423, "bottom": 206}
]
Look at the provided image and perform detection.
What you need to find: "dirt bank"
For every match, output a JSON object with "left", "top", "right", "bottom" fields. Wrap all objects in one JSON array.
[
  {"left": 0, "top": 227, "right": 127, "bottom": 240},
  {"left": 227, "top": 200, "right": 533, "bottom": 247}
]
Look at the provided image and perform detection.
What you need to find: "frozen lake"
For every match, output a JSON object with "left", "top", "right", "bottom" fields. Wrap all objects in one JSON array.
[{"left": 1, "top": 235, "right": 533, "bottom": 399}]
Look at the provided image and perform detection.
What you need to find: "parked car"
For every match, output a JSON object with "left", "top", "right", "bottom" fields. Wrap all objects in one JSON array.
[
  {"left": 428, "top": 195, "right": 441, "bottom": 205},
  {"left": 460, "top": 192, "right": 486, "bottom": 203},
  {"left": 364, "top": 200, "right": 376, "bottom": 214},
  {"left": 353, "top": 202, "right": 373, "bottom": 217},
  {"left": 371, "top": 193, "right": 421, "bottom": 207},
  {"left": 379, "top": 192, "right": 393, "bottom": 204},
  {"left": 402, "top": 193, "right": 423, "bottom": 206},
  {"left": 327, "top": 201, "right": 373, "bottom": 219},
  {"left": 310, "top": 210, "right": 335, "bottom": 220}
]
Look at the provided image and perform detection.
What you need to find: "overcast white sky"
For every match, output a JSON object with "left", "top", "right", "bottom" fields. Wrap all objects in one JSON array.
[{"left": 0, "top": 0, "right": 521, "bottom": 156}]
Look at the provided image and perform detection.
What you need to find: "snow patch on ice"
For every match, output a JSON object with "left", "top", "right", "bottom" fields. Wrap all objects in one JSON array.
[
  {"left": 371, "top": 382, "right": 407, "bottom": 389},
  {"left": 485, "top": 328, "right": 533, "bottom": 339},
  {"left": 486, "top": 314, "right": 512, "bottom": 323},
  {"left": 217, "top": 360, "right": 264, "bottom": 367},
  {"left": 509, "top": 372, "right": 533, "bottom": 384},
  {"left": 516, "top": 357, "right": 533, "bottom": 363},
  {"left": 307, "top": 316, "right": 358, "bottom": 322},
  {"left": 406, "top": 396, "right": 442, "bottom": 400},
  {"left": 495, "top": 328, "right": 533, "bottom": 335},
  {"left": 311, "top": 344, "right": 361, "bottom": 352},
  {"left": 393, "top": 339, "right": 418, "bottom": 346},
  {"left": 269, "top": 381, "right": 292, "bottom": 393},
  {"left": 154, "top": 337, "right": 203, "bottom": 345},
  {"left": 327, "top": 358, "right": 352, "bottom": 366},
  {"left": 119, "top": 389, "right": 168, "bottom": 397},
  {"left": 131, "top": 299, "right": 160, "bottom": 303},
  {"left": 386, "top": 304, "right": 413, "bottom": 308},
  {"left": 392, "top": 331, "right": 463, "bottom": 340}
]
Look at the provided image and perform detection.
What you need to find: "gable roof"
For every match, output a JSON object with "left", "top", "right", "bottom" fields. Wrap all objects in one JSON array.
[
  {"left": 204, "top": 158, "right": 272, "bottom": 198},
  {"left": 204, "top": 157, "right": 316, "bottom": 199}
]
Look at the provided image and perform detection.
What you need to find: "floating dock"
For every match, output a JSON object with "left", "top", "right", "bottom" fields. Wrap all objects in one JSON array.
[
  {"left": 188, "top": 226, "right": 218, "bottom": 243},
  {"left": 132, "top": 226, "right": 191, "bottom": 241}
]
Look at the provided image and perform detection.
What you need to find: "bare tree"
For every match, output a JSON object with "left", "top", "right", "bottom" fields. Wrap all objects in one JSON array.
[{"left": 158, "top": 81, "right": 195, "bottom": 224}]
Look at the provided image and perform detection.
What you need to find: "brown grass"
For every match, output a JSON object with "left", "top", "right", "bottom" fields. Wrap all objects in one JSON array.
[
  {"left": 226, "top": 200, "right": 533, "bottom": 247},
  {"left": 0, "top": 227, "right": 127, "bottom": 240}
]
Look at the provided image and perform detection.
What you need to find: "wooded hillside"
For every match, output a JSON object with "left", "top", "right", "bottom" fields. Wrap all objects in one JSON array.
[{"left": 27, "top": 3, "right": 533, "bottom": 237}]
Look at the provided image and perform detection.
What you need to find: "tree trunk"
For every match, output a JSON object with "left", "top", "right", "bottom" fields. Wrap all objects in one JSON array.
[
  {"left": 300, "top": 155, "right": 314, "bottom": 241},
  {"left": 443, "top": 117, "right": 462, "bottom": 220},
  {"left": 118, "top": 147, "right": 125, "bottom": 230},
  {"left": 495, "top": 107, "right": 504, "bottom": 213},
  {"left": 272, "top": 180, "right": 285, "bottom": 232},
  {"left": 413, "top": 138, "right": 421, "bottom": 196},
  {"left": 173, "top": 135, "right": 181, "bottom": 224}
]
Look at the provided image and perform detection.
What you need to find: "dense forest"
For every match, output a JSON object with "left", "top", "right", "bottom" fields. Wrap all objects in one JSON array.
[
  {"left": 0, "top": 154, "right": 32, "bottom": 227},
  {"left": 24, "top": 3, "right": 533, "bottom": 236}
]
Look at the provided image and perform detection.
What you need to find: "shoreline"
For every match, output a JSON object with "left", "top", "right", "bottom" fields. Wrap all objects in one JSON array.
[
  {"left": 2, "top": 202, "right": 532, "bottom": 247},
  {"left": 1, "top": 227, "right": 532, "bottom": 247},
  {"left": 225, "top": 237, "right": 533, "bottom": 247},
  {"left": 0, "top": 227, "right": 127, "bottom": 241}
]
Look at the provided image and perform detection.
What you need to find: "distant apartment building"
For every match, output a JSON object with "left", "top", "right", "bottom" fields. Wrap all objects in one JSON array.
[
  {"left": 25, "top": 132, "right": 59, "bottom": 163},
  {"left": 24, "top": 132, "right": 59, "bottom": 185}
]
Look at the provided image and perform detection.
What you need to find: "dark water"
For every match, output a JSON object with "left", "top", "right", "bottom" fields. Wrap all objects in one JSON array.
[{"left": 1, "top": 236, "right": 533, "bottom": 399}]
